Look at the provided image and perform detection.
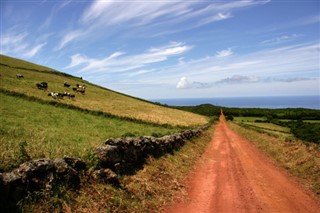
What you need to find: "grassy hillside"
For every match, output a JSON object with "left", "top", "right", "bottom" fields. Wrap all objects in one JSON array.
[
  {"left": 0, "top": 54, "right": 208, "bottom": 127},
  {"left": 0, "top": 93, "right": 182, "bottom": 172}
]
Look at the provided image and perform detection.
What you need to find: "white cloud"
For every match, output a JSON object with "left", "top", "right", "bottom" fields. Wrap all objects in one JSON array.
[
  {"left": 57, "top": 30, "right": 84, "bottom": 50},
  {"left": 23, "top": 42, "right": 47, "bottom": 58},
  {"left": 261, "top": 34, "right": 299, "bottom": 45},
  {"left": 66, "top": 42, "right": 192, "bottom": 73},
  {"left": 1, "top": 32, "right": 27, "bottom": 46},
  {"left": 65, "top": 53, "right": 90, "bottom": 69},
  {"left": 82, "top": 1, "right": 189, "bottom": 25},
  {"left": 0, "top": 32, "right": 28, "bottom": 55},
  {"left": 216, "top": 48, "right": 233, "bottom": 57},
  {"left": 1, "top": 31, "right": 46, "bottom": 58},
  {"left": 59, "top": 0, "right": 72, "bottom": 9},
  {"left": 176, "top": 77, "right": 189, "bottom": 89},
  {"left": 131, "top": 42, "right": 319, "bottom": 92},
  {"left": 216, "top": 75, "right": 260, "bottom": 84},
  {"left": 198, "top": 12, "right": 232, "bottom": 25},
  {"left": 266, "top": 77, "right": 317, "bottom": 83},
  {"left": 128, "top": 69, "right": 154, "bottom": 77},
  {"left": 55, "top": 0, "right": 270, "bottom": 49}
]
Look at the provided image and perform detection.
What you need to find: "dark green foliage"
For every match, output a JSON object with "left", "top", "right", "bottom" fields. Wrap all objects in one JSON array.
[
  {"left": 279, "top": 121, "right": 320, "bottom": 144},
  {"left": 176, "top": 103, "right": 320, "bottom": 144},
  {"left": 226, "top": 115, "right": 234, "bottom": 121},
  {"left": 175, "top": 104, "right": 221, "bottom": 117},
  {"left": 176, "top": 104, "right": 320, "bottom": 120}
]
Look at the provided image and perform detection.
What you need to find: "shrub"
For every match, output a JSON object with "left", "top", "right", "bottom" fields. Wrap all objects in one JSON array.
[{"left": 226, "top": 115, "right": 234, "bottom": 121}]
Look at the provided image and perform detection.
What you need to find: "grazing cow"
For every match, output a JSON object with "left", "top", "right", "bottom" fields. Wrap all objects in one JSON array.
[
  {"left": 36, "top": 82, "right": 48, "bottom": 90},
  {"left": 64, "top": 81, "right": 70, "bottom": 87},
  {"left": 74, "top": 84, "right": 86, "bottom": 94},
  {"left": 76, "top": 84, "right": 85, "bottom": 89},
  {"left": 41, "top": 82, "right": 48, "bottom": 88},
  {"left": 48, "top": 92, "right": 63, "bottom": 99},
  {"left": 63, "top": 92, "right": 75, "bottom": 99},
  {"left": 16, "top": 74, "right": 24, "bottom": 79}
]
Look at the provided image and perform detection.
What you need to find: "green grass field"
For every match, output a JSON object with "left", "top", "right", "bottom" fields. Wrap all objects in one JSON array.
[
  {"left": 0, "top": 93, "right": 182, "bottom": 172},
  {"left": 233, "top": 116, "right": 266, "bottom": 122},
  {"left": 279, "top": 119, "right": 320, "bottom": 123},
  {"left": 233, "top": 116, "right": 293, "bottom": 138},
  {"left": 0, "top": 55, "right": 208, "bottom": 127}
]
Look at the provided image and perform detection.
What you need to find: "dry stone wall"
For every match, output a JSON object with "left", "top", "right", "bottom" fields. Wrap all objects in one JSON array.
[
  {"left": 95, "top": 128, "right": 205, "bottom": 172},
  {"left": 0, "top": 157, "right": 86, "bottom": 206},
  {"left": 0, "top": 127, "right": 206, "bottom": 209}
]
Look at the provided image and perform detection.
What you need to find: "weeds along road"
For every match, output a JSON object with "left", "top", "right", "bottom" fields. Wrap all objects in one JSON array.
[{"left": 165, "top": 114, "right": 320, "bottom": 213}]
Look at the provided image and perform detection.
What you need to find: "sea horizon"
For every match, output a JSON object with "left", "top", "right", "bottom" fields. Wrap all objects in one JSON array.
[{"left": 150, "top": 95, "right": 320, "bottom": 109}]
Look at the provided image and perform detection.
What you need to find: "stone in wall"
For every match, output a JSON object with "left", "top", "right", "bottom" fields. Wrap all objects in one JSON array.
[
  {"left": 91, "top": 168, "right": 118, "bottom": 185},
  {"left": 0, "top": 156, "right": 86, "bottom": 205}
]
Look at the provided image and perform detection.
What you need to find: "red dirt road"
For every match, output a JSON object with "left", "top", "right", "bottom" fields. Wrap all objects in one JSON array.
[{"left": 165, "top": 115, "right": 320, "bottom": 213}]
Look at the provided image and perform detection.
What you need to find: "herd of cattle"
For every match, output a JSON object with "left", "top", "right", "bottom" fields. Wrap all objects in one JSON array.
[{"left": 16, "top": 74, "right": 86, "bottom": 100}]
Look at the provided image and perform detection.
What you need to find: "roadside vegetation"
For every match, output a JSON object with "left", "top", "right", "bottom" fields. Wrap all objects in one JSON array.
[{"left": 19, "top": 126, "right": 214, "bottom": 212}]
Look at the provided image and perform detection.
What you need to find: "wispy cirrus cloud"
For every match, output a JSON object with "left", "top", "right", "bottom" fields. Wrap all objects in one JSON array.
[
  {"left": 65, "top": 42, "right": 192, "bottom": 73},
  {"left": 216, "top": 48, "right": 233, "bottom": 57},
  {"left": 1, "top": 31, "right": 46, "bottom": 58},
  {"left": 82, "top": 0, "right": 269, "bottom": 26},
  {"left": 56, "top": 30, "right": 84, "bottom": 50},
  {"left": 23, "top": 42, "right": 47, "bottom": 58},
  {"left": 261, "top": 34, "right": 299, "bottom": 45},
  {"left": 1, "top": 32, "right": 28, "bottom": 55},
  {"left": 57, "top": 0, "right": 270, "bottom": 49}
]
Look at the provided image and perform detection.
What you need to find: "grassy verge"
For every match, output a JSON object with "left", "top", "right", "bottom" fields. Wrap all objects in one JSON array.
[
  {"left": 229, "top": 122, "right": 320, "bottom": 195},
  {"left": 19, "top": 125, "right": 214, "bottom": 212},
  {"left": 0, "top": 93, "right": 182, "bottom": 172}
]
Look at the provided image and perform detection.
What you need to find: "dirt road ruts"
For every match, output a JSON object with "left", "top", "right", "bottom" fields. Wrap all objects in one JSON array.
[{"left": 165, "top": 114, "right": 320, "bottom": 213}]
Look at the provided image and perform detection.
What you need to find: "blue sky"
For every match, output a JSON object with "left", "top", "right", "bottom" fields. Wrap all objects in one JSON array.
[{"left": 1, "top": 0, "right": 319, "bottom": 99}]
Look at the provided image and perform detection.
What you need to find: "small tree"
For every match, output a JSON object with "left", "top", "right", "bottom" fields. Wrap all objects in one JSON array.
[{"left": 226, "top": 115, "right": 234, "bottom": 121}]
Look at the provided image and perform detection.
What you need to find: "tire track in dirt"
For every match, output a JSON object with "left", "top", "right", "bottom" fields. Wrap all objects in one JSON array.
[{"left": 165, "top": 114, "right": 320, "bottom": 213}]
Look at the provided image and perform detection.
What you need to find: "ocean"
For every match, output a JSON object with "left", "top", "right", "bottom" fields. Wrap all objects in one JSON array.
[{"left": 150, "top": 96, "right": 320, "bottom": 109}]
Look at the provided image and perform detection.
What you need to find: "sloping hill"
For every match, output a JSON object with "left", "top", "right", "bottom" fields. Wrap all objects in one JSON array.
[
  {"left": 0, "top": 54, "right": 208, "bottom": 127},
  {"left": 0, "top": 54, "right": 209, "bottom": 172}
]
